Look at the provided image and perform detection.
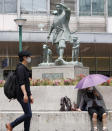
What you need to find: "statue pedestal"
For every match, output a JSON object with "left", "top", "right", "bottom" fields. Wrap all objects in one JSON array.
[{"left": 32, "top": 65, "right": 89, "bottom": 80}]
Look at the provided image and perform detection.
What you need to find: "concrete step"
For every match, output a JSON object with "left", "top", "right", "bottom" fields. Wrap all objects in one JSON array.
[
  {"left": 0, "top": 86, "right": 112, "bottom": 111},
  {"left": 0, "top": 111, "right": 112, "bottom": 131}
]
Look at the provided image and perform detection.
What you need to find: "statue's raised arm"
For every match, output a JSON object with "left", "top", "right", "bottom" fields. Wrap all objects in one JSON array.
[
  {"left": 47, "top": 3, "right": 71, "bottom": 40},
  {"left": 61, "top": 3, "right": 71, "bottom": 20}
]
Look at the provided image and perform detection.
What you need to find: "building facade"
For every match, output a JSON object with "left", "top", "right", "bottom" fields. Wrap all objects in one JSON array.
[{"left": 0, "top": 0, "right": 112, "bottom": 78}]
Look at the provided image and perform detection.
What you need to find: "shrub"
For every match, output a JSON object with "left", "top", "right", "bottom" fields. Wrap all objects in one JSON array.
[
  {"left": 64, "top": 79, "right": 71, "bottom": 85},
  {"left": 107, "top": 78, "right": 112, "bottom": 86},
  {"left": 0, "top": 80, "right": 5, "bottom": 87},
  {"left": 53, "top": 80, "right": 61, "bottom": 86},
  {"left": 76, "top": 74, "right": 85, "bottom": 81},
  {"left": 41, "top": 79, "right": 52, "bottom": 86}
]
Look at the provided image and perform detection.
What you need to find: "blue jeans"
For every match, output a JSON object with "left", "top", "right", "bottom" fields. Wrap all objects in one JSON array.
[{"left": 10, "top": 98, "right": 32, "bottom": 131}]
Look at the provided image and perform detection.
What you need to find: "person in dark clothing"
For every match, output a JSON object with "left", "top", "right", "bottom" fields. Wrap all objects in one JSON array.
[
  {"left": 6, "top": 51, "right": 34, "bottom": 131},
  {"left": 77, "top": 87, "right": 107, "bottom": 131}
]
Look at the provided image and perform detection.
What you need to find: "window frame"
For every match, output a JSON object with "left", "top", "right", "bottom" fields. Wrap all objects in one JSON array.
[
  {"left": 79, "top": 0, "right": 105, "bottom": 16},
  {"left": 108, "top": 0, "right": 112, "bottom": 16},
  {"left": 50, "top": 0, "right": 76, "bottom": 15},
  {"left": 0, "top": 0, "right": 17, "bottom": 14},
  {"left": 20, "top": 0, "right": 48, "bottom": 14}
]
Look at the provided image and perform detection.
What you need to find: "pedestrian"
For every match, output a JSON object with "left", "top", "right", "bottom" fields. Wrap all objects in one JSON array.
[
  {"left": 6, "top": 50, "right": 34, "bottom": 131},
  {"left": 77, "top": 87, "right": 107, "bottom": 131}
]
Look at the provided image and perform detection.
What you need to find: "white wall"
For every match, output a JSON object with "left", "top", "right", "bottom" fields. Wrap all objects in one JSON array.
[
  {"left": 107, "top": 18, "right": 112, "bottom": 33},
  {"left": 0, "top": 14, "right": 108, "bottom": 33},
  {"left": 0, "top": 14, "right": 17, "bottom": 31},
  {"left": 0, "top": 86, "right": 112, "bottom": 111}
]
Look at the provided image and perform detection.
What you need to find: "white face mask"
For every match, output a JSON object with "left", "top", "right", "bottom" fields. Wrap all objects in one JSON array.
[{"left": 26, "top": 57, "right": 31, "bottom": 63}]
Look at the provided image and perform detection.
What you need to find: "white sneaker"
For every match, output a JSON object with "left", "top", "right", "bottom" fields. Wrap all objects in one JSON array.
[
  {"left": 93, "top": 127, "right": 98, "bottom": 131},
  {"left": 103, "top": 127, "right": 107, "bottom": 131}
]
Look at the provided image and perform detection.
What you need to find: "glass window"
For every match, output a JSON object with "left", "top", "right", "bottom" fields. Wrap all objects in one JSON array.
[
  {"left": 82, "top": 58, "right": 96, "bottom": 71},
  {"left": 0, "top": 0, "right": 17, "bottom": 13},
  {"left": 4, "top": 0, "right": 17, "bottom": 13},
  {"left": 0, "top": 0, "right": 3, "bottom": 13},
  {"left": 50, "top": 0, "right": 61, "bottom": 11},
  {"left": 50, "top": 0, "right": 76, "bottom": 14},
  {"left": 97, "top": 58, "right": 110, "bottom": 72},
  {"left": 64, "top": 0, "right": 75, "bottom": 12},
  {"left": 92, "top": 0, "right": 104, "bottom": 16},
  {"left": 79, "top": 0, "right": 91, "bottom": 16},
  {"left": 108, "top": 0, "right": 112, "bottom": 16},
  {"left": 21, "top": 0, "right": 47, "bottom": 13},
  {"left": 33, "top": 0, "right": 47, "bottom": 11},
  {"left": 21, "top": 0, "right": 32, "bottom": 13},
  {"left": 79, "top": 0, "right": 104, "bottom": 16}
]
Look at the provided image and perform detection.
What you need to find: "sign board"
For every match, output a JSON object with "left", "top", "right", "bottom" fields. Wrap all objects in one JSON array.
[{"left": 42, "top": 73, "right": 63, "bottom": 80}]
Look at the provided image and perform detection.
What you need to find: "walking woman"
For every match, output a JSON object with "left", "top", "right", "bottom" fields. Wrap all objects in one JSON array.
[{"left": 6, "top": 51, "right": 34, "bottom": 131}]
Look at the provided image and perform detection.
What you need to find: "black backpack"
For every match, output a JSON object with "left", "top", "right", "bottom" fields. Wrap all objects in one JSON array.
[
  {"left": 60, "top": 96, "right": 72, "bottom": 111},
  {"left": 4, "top": 72, "right": 18, "bottom": 100}
]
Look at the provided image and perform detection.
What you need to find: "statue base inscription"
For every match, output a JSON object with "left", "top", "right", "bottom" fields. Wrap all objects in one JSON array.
[
  {"left": 42, "top": 73, "right": 63, "bottom": 80},
  {"left": 32, "top": 65, "right": 89, "bottom": 80}
]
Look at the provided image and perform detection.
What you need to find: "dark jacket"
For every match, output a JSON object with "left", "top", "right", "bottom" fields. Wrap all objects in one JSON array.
[
  {"left": 16, "top": 63, "right": 31, "bottom": 98},
  {"left": 79, "top": 92, "right": 103, "bottom": 111}
]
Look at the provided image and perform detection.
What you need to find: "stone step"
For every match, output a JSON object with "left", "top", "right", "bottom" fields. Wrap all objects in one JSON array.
[
  {"left": 0, "top": 111, "right": 112, "bottom": 131},
  {"left": 0, "top": 86, "right": 112, "bottom": 111}
]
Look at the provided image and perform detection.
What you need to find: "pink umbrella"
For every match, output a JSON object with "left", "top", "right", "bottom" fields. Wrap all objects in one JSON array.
[{"left": 75, "top": 74, "right": 109, "bottom": 89}]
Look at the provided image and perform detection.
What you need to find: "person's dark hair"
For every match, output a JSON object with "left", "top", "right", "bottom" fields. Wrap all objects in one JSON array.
[
  {"left": 86, "top": 88, "right": 101, "bottom": 99},
  {"left": 18, "top": 51, "right": 31, "bottom": 62}
]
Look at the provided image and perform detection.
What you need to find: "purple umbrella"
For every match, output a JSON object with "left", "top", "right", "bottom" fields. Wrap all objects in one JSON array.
[{"left": 75, "top": 74, "right": 109, "bottom": 89}]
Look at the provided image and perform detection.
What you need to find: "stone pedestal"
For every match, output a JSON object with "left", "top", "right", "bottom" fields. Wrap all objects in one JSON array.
[{"left": 32, "top": 65, "right": 89, "bottom": 80}]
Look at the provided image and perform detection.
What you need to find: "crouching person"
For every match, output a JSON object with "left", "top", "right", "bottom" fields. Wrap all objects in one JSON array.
[
  {"left": 77, "top": 87, "right": 107, "bottom": 131},
  {"left": 6, "top": 51, "right": 34, "bottom": 131}
]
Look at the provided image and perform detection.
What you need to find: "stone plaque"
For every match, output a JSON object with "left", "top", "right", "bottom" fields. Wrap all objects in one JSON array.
[{"left": 42, "top": 73, "right": 63, "bottom": 80}]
